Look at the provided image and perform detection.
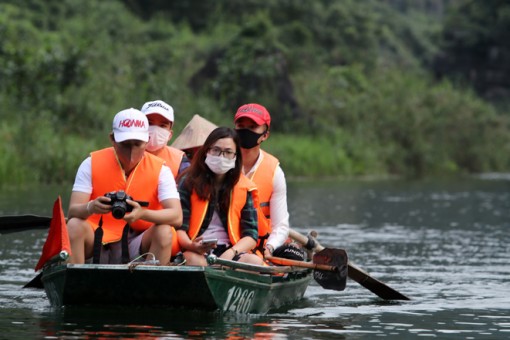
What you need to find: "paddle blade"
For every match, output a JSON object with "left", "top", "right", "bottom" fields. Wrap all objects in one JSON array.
[
  {"left": 23, "top": 272, "right": 43, "bottom": 289},
  {"left": 289, "top": 229, "right": 410, "bottom": 300},
  {"left": 34, "top": 196, "right": 71, "bottom": 271},
  {"left": 0, "top": 215, "right": 52, "bottom": 234},
  {"left": 313, "top": 248, "right": 348, "bottom": 291},
  {"left": 348, "top": 262, "right": 410, "bottom": 300}
]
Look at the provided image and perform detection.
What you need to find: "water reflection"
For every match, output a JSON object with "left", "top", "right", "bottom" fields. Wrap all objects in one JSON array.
[{"left": 36, "top": 306, "right": 338, "bottom": 339}]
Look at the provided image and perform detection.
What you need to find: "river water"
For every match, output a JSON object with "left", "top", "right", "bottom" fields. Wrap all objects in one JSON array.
[{"left": 0, "top": 177, "right": 509, "bottom": 339}]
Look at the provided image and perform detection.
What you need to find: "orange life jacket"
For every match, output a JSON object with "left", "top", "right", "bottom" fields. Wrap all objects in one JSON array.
[
  {"left": 246, "top": 150, "right": 279, "bottom": 247},
  {"left": 187, "top": 175, "right": 259, "bottom": 245},
  {"left": 149, "top": 146, "right": 184, "bottom": 178},
  {"left": 88, "top": 147, "right": 162, "bottom": 243}
]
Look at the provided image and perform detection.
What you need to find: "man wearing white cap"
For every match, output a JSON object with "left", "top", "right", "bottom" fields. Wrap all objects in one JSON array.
[
  {"left": 67, "top": 108, "right": 183, "bottom": 265},
  {"left": 141, "top": 100, "right": 190, "bottom": 178}
]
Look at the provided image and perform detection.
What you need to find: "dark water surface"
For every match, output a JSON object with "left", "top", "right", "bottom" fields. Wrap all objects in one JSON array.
[{"left": 1, "top": 177, "right": 509, "bottom": 339}]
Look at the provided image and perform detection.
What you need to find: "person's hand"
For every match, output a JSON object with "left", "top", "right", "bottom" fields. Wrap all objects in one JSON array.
[
  {"left": 123, "top": 199, "right": 143, "bottom": 224},
  {"left": 219, "top": 247, "right": 237, "bottom": 260},
  {"left": 88, "top": 195, "right": 113, "bottom": 215},
  {"left": 191, "top": 236, "right": 217, "bottom": 254},
  {"left": 264, "top": 245, "right": 274, "bottom": 259}
]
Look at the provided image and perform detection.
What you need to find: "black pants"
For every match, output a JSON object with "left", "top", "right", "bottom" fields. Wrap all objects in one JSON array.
[{"left": 210, "top": 244, "right": 241, "bottom": 261}]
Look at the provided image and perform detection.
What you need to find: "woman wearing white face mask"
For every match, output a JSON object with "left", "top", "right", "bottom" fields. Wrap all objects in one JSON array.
[
  {"left": 141, "top": 100, "right": 190, "bottom": 178},
  {"left": 175, "top": 127, "right": 264, "bottom": 266}
]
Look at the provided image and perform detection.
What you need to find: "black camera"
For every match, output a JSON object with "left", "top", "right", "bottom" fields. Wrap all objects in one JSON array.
[{"left": 104, "top": 190, "right": 149, "bottom": 219}]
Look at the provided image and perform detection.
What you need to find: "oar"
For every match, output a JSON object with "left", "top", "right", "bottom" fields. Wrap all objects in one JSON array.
[
  {"left": 267, "top": 255, "right": 336, "bottom": 271},
  {"left": 289, "top": 229, "right": 410, "bottom": 300},
  {"left": 0, "top": 214, "right": 51, "bottom": 287},
  {"left": 23, "top": 272, "right": 43, "bottom": 289},
  {"left": 0, "top": 215, "right": 52, "bottom": 234},
  {"left": 267, "top": 247, "right": 348, "bottom": 291}
]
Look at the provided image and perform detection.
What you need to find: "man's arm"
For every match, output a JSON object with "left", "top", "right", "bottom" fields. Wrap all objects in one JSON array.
[
  {"left": 124, "top": 165, "right": 182, "bottom": 226},
  {"left": 266, "top": 166, "right": 290, "bottom": 251},
  {"left": 125, "top": 197, "right": 182, "bottom": 227}
]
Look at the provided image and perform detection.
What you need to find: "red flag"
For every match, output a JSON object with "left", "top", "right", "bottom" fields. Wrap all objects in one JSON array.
[{"left": 35, "top": 196, "right": 72, "bottom": 271}]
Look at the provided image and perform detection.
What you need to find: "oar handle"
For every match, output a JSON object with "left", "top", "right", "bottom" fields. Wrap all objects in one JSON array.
[
  {"left": 266, "top": 255, "right": 337, "bottom": 272},
  {"left": 207, "top": 255, "right": 301, "bottom": 274},
  {"left": 289, "top": 229, "right": 324, "bottom": 252}
]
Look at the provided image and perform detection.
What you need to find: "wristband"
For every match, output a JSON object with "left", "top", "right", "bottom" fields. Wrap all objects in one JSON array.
[
  {"left": 86, "top": 201, "right": 93, "bottom": 215},
  {"left": 304, "top": 236, "right": 316, "bottom": 250},
  {"left": 231, "top": 248, "right": 238, "bottom": 257}
]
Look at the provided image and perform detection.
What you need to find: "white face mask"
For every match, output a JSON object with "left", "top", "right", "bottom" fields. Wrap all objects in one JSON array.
[
  {"left": 147, "top": 126, "right": 171, "bottom": 152},
  {"left": 205, "top": 154, "right": 236, "bottom": 175}
]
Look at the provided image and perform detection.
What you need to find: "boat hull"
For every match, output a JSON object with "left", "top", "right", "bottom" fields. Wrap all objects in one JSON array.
[
  {"left": 41, "top": 263, "right": 312, "bottom": 314},
  {"left": 206, "top": 267, "right": 311, "bottom": 314}
]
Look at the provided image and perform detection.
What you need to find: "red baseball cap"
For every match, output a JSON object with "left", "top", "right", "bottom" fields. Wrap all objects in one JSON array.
[{"left": 234, "top": 103, "right": 271, "bottom": 128}]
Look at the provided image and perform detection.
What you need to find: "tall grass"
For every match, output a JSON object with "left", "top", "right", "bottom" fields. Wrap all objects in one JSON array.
[{"left": 267, "top": 133, "right": 385, "bottom": 178}]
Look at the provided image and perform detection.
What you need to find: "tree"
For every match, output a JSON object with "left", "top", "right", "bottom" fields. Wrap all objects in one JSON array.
[{"left": 434, "top": 0, "right": 510, "bottom": 105}]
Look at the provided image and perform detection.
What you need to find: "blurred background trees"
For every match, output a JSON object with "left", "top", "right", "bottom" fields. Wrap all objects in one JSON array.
[{"left": 1, "top": 0, "right": 509, "bottom": 187}]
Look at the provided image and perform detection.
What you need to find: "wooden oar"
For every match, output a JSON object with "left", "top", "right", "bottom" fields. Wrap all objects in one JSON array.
[
  {"left": 266, "top": 255, "right": 336, "bottom": 271},
  {"left": 267, "top": 247, "right": 348, "bottom": 291},
  {"left": 208, "top": 255, "right": 301, "bottom": 274},
  {"left": 289, "top": 229, "right": 410, "bottom": 300},
  {"left": 0, "top": 215, "right": 51, "bottom": 287},
  {"left": 0, "top": 215, "right": 52, "bottom": 234},
  {"left": 23, "top": 272, "right": 43, "bottom": 289}
]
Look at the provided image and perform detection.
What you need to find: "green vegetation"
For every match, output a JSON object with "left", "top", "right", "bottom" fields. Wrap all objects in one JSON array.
[{"left": 1, "top": 0, "right": 509, "bottom": 188}]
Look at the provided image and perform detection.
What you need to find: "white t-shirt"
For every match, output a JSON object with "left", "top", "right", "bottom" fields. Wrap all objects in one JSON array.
[
  {"left": 200, "top": 210, "right": 230, "bottom": 246},
  {"left": 244, "top": 150, "right": 290, "bottom": 250},
  {"left": 72, "top": 156, "right": 179, "bottom": 201}
]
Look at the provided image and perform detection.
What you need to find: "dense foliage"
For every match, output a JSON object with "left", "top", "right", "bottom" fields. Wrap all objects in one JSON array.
[
  {"left": 1, "top": 0, "right": 509, "bottom": 187},
  {"left": 434, "top": 0, "right": 510, "bottom": 106}
]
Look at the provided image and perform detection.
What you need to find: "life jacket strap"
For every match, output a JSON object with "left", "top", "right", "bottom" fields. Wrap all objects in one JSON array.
[
  {"left": 92, "top": 216, "right": 131, "bottom": 264},
  {"left": 121, "top": 223, "right": 130, "bottom": 264},
  {"left": 255, "top": 232, "right": 270, "bottom": 255},
  {"left": 92, "top": 217, "right": 104, "bottom": 264}
]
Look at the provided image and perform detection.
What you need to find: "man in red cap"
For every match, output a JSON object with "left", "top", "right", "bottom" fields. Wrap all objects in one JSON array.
[{"left": 234, "top": 103, "right": 290, "bottom": 259}]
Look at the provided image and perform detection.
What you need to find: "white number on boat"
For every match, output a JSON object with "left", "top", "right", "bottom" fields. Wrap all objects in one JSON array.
[{"left": 224, "top": 286, "right": 255, "bottom": 313}]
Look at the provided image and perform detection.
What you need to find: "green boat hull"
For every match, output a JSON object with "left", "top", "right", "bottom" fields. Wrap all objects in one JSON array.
[
  {"left": 205, "top": 266, "right": 311, "bottom": 313},
  {"left": 41, "top": 262, "right": 312, "bottom": 314}
]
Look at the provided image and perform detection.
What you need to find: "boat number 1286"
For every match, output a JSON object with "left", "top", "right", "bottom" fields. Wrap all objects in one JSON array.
[{"left": 224, "top": 286, "right": 255, "bottom": 313}]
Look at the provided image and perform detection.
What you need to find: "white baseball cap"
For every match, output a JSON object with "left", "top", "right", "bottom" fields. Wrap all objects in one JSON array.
[
  {"left": 112, "top": 108, "right": 149, "bottom": 142},
  {"left": 141, "top": 100, "right": 174, "bottom": 123}
]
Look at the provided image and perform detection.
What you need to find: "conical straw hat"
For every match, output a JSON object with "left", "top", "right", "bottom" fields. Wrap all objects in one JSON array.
[{"left": 171, "top": 114, "right": 218, "bottom": 150}]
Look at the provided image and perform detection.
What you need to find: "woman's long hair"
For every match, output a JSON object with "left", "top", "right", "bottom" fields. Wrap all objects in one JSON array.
[{"left": 178, "top": 127, "right": 243, "bottom": 211}]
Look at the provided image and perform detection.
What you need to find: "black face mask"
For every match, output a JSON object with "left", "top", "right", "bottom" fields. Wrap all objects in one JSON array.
[{"left": 236, "top": 128, "right": 265, "bottom": 149}]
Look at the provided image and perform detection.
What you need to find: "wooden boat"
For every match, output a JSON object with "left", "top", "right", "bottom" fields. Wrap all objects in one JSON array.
[
  {"left": 1, "top": 212, "right": 408, "bottom": 306},
  {"left": 40, "top": 252, "right": 312, "bottom": 314}
]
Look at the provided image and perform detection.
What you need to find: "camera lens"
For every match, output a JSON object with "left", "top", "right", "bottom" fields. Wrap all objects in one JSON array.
[{"left": 111, "top": 201, "right": 127, "bottom": 219}]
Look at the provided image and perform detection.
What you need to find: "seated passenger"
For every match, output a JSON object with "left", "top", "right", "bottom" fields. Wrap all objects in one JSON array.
[
  {"left": 140, "top": 99, "right": 190, "bottom": 176},
  {"left": 176, "top": 127, "right": 264, "bottom": 266},
  {"left": 67, "top": 108, "right": 182, "bottom": 265}
]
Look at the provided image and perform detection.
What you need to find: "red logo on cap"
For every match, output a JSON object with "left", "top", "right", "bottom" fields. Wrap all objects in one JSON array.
[
  {"left": 118, "top": 119, "right": 146, "bottom": 128},
  {"left": 238, "top": 105, "right": 264, "bottom": 115}
]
